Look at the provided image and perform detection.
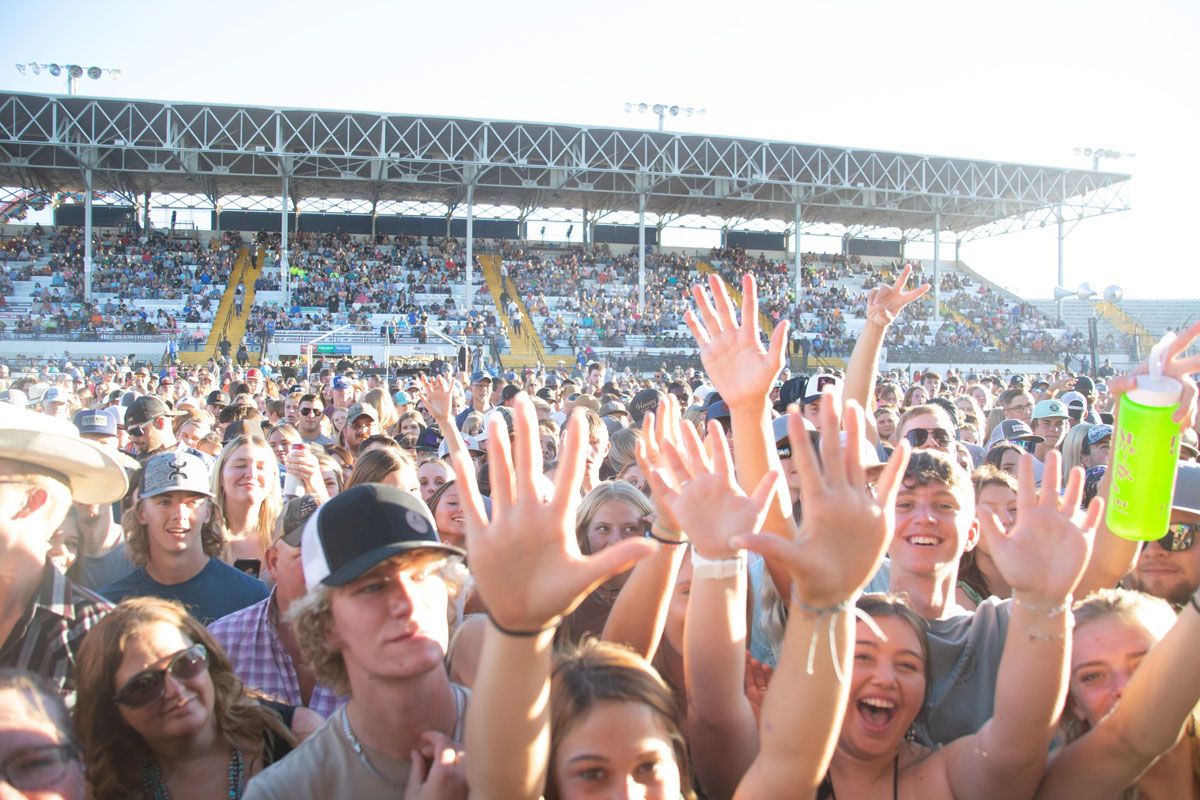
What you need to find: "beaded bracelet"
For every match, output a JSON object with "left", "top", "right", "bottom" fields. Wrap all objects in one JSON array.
[{"left": 488, "top": 614, "right": 559, "bottom": 638}]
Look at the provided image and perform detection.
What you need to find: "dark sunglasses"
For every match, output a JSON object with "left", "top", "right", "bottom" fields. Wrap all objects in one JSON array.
[
  {"left": 299, "top": 407, "right": 322, "bottom": 416},
  {"left": 905, "top": 428, "right": 952, "bottom": 448},
  {"left": 113, "top": 644, "right": 208, "bottom": 708},
  {"left": 1155, "top": 523, "right": 1198, "bottom": 552},
  {"left": 778, "top": 430, "right": 822, "bottom": 459}
]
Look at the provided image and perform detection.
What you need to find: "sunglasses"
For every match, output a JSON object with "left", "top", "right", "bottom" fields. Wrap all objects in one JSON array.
[
  {"left": 905, "top": 428, "right": 953, "bottom": 448},
  {"left": 1155, "top": 523, "right": 1198, "bottom": 552},
  {"left": 113, "top": 644, "right": 208, "bottom": 708},
  {"left": 299, "top": 407, "right": 322, "bottom": 416}
]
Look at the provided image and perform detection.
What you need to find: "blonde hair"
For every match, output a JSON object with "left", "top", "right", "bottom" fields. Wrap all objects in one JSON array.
[
  {"left": 73, "top": 598, "right": 294, "bottom": 800},
  {"left": 605, "top": 427, "right": 642, "bottom": 474},
  {"left": 574, "top": 480, "right": 653, "bottom": 555},
  {"left": 362, "top": 387, "right": 399, "bottom": 432},
  {"left": 1060, "top": 422, "right": 1095, "bottom": 475},
  {"left": 210, "top": 434, "right": 282, "bottom": 555}
]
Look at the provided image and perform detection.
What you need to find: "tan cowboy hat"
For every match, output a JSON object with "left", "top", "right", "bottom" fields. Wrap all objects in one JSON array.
[{"left": 0, "top": 406, "right": 129, "bottom": 504}]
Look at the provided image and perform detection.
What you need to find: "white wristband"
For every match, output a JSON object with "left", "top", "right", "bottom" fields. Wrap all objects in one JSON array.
[{"left": 690, "top": 549, "right": 746, "bottom": 580}]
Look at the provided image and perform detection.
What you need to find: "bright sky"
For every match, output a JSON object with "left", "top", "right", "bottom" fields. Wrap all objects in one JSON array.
[{"left": 3, "top": 0, "right": 1198, "bottom": 299}]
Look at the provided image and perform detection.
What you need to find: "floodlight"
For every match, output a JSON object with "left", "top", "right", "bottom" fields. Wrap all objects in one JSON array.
[
  {"left": 31, "top": 63, "right": 41, "bottom": 75},
  {"left": 87, "top": 66, "right": 101, "bottom": 79},
  {"left": 669, "top": 105, "right": 679, "bottom": 116},
  {"left": 684, "top": 108, "right": 693, "bottom": 117},
  {"left": 638, "top": 103, "right": 647, "bottom": 113},
  {"left": 15, "top": 64, "right": 25, "bottom": 75},
  {"left": 48, "top": 63, "right": 62, "bottom": 76},
  {"left": 653, "top": 104, "right": 664, "bottom": 115},
  {"left": 624, "top": 102, "right": 632, "bottom": 113},
  {"left": 1103, "top": 285, "right": 1123, "bottom": 304},
  {"left": 68, "top": 65, "right": 83, "bottom": 78}
]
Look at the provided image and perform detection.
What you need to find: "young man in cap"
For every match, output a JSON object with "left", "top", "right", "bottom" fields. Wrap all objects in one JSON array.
[
  {"left": 100, "top": 452, "right": 268, "bottom": 624},
  {"left": 1030, "top": 399, "right": 1071, "bottom": 461},
  {"left": 244, "top": 484, "right": 468, "bottom": 798},
  {"left": 0, "top": 406, "right": 128, "bottom": 697},
  {"left": 1124, "top": 461, "right": 1200, "bottom": 609},
  {"left": 39, "top": 387, "right": 71, "bottom": 419},
  {"left": 1080, "top": 423, "right": 1113, "bottom": 471},
  {"left": 206, "top": 390, "right": 230, "bottom": 417},
  {"left": 330, "top": 375, "right": 356, "bottom": 410},
  {"left": 454, "top": 371, "right": 493, "bottom": 430},
  {"left": 124, "top": 395, "right": 191, "bottom": 462},
  {"left": 343, "top": 403, "right": 380, "bottom": 453},
  {"left": 211, "top": 495, "right": 344, "bottom": 718},
  {"left": 296, "top": 393, "right": 335, "bottom": 447}
]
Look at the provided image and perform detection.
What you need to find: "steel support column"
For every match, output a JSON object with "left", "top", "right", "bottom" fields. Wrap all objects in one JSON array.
[
  {"left": 83, "top": 169, "right": 93, "bottom": 304},
  {"left": 280, "top": 174, "right": 290, "bottom": 307},
  {"left": 793, "top": 202, "right": 803, "bottom": 302},
  {"left": 637, "top": 194, "right": 646, "bottom": 314},
  {"left": 143, "top": 191, "right": 151, "bottom": 233},
  {"left": 465, "top": 184, "right": 475, "bottom": 304},
  {"left": 932, "top": 212, "right": 941, "bottom": 324},
  {"left": 1056, "top": 205, "right": 1065, "bottom": 323}
]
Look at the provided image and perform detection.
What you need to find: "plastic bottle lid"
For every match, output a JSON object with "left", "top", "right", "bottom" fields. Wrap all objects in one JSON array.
[{"left": 1128, "top": 374, "right": 1183, "bottom": 408}]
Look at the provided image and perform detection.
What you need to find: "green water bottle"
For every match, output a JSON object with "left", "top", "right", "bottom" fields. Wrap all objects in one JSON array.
[{"left": 1106, "top": 333, "right": 1183, "bottom": 541}]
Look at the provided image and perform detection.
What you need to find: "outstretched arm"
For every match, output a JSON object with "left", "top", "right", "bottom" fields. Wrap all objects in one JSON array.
[
  {"left": 843, "top": 264, "right": 929, "bottom": 413},
  {"left": 733, "top": 398, "right": 910, "bottom": 799},
  {"left": 459, "top": 395, "right": 656, "bottom": 800},
  {"left": 1036, "top": 591, "right": 1200, "bottom": 799},
  {"left": 943, "top": 452, "right": 1102, "bottom": 800}
]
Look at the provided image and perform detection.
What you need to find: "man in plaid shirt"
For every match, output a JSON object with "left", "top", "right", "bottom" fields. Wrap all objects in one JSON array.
[
  {"left": 0, "top": 406, "right": 128, "bottom": 701},
  {"left": 211, "top": 494, "right": 345, "bottom": 717}
]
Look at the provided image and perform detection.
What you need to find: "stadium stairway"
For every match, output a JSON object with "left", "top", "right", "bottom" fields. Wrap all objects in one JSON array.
[
  {"left": 1095, "top": 300, "right": 1156, "bottom": 354},
  {"left": 478, "top": 253, "right": 547, "bottom": 369},
  {"left": 943, "top": 307, "right": 1003, "bottom": 349},
  {"left": 695, "top": 261, "right": 775, "bottom": 332},
  {"left": 178, "top": 246, "right": 263, "bottom": 365}
]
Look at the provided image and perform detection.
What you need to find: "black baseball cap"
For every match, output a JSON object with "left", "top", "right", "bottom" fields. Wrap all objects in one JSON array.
[
  {"left": 125, "top": 395, "right": 184, "bottom": 427},
  {"left": 629, "top": 389, "right": 663, "bottom": 425},
  {"left": 301, "top": 483, "right": 464, "bottom": 588},
  {"left": 206, "top": 390, "right": 231, "bottom": 407}
]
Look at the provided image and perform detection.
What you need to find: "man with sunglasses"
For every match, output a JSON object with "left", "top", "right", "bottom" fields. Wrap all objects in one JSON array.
[
  {"left": 1125, "top": 462, "right": 1200, "bottom": 609},
  {"left": 99, "top": 452, "right": 268, "bottom": 625},
  {"left": 0, "top": 407, "right": 128, "bottom": 699},
  {"left": 123, "top": 395, "right": 199, "bottom": 464},
  {"left": 296, "top": 393, "right": 334, "bottom": 447}
]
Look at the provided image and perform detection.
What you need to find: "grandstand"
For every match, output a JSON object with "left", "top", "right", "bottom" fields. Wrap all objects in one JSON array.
[{"left": 0, "top": 90, "right": 1144, "bottom": 374}]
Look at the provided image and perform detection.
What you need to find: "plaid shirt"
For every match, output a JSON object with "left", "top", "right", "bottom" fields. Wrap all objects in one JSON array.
[
  {"left": 209, "top": 591, "right": 345, "bottom": 719},
  {"left": 0, "top": 561, "right": 111, "bottom": 702}
]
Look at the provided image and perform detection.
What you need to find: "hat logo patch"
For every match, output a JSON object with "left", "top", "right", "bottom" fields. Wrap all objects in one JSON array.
[{"left": 406, "top": 510, "right": 429, "bottom": 534}]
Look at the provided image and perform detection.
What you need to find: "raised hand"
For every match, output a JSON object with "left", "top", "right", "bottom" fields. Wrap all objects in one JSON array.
[
  {"left": 634, "top": 395, "right": 686, "bottom": 537},
  {"left": 645, "top": 420, "right": 776, "bottom": 559},
  {"left": 450, "top": 393, "right": 656, "bottom": 633},
  {"left": 744, "top": 652, "right": 775, "bottom": 723},
  {"left": 733, "top": 394, "right": 910, "bottom": 607},
  {"left": 984, "top": 451, "right": 1102, "bottom": 604},
  {"left": 864, "top": 263, "right": 931, "bottom": 327},
  {"left": 1107, "top": 320, "right": 1200, "bottom": 427},
  {"left": 686, "top": 272, "right": 788, "bottom": 408},
  {"left": 418, "top": 373, "right": 457, "bottom": 426}
]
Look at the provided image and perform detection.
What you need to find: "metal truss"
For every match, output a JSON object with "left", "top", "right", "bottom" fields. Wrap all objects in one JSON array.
[{"left": 0, "top": 92, "right": 1131, "bottom": 237}]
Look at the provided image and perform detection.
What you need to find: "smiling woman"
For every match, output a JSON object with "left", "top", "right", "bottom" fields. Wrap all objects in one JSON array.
[{"left": 73, "top": 598, "right": 296, "bottom": 800}]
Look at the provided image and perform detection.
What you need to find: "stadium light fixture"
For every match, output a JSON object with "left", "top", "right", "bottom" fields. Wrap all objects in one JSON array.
[
  {"left": 13, "top": 61, "right": 121, "bottom": 95},
  {"left": 625, "top": 101, "right": 706, "bottom": 131},
  {"left": 1074, "top": 146, "right": 1135, "bottom": 171}
]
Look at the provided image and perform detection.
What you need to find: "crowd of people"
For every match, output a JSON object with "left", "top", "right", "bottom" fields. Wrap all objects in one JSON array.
[{"left": 1, "top": 262, "right": 1199, "bottom": 799}]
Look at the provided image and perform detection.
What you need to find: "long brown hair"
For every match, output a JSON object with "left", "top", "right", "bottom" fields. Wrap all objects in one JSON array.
[
  {"left": 548, "top": 639, "right": 696, "bottom": 800},
  {"left": 73, "top": 598, "right": 295, "bottom": 800}
]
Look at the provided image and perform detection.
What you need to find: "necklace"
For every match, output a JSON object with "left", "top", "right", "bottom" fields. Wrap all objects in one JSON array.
[
  {"left": 142, "top": 747, "right": 244, "bottom": 800},
  {"left": 341, "top": 706, "right": 407, "bottom": 791}
]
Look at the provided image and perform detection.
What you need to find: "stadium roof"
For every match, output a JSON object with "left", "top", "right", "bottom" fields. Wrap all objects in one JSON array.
[{"left": 0, "top": 91, "right": 1131, "bottom": 237}]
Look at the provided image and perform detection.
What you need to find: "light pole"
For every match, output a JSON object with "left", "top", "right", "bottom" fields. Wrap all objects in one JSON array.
[
  {"left": 1074, "top": 147, "right": 1135, "bottom": 172},
  {"left": 14, "top": 63, "right": 120, "bottom": 95},
  {"left": 624, "top": 102, "right": 705, "bottom": 131},
  {"left": 1054, "top": 282, "right": 1124, "bottom": 376}
]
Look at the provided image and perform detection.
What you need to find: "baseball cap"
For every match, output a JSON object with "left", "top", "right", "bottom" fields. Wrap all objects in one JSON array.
[
  {"left": 629, "top": 389, "right": 663, "bottom": 426},
  {"left": 41, "top": 387, "right": 69, "bottom": 406},
  {"left": 1032, "top": 399, "right": 1070, "bottom": 421},
  {"left": 705, "top": 398, "right": 731, "bottom": 424},
  {"left": 246, "top": 368, "right": 261, "bottom": 379},
  {"left": 275, "top": 494, "right": 320, "bottom": 547},
  {"left": 346, "top": 402, "right": 378, "bottom": 424},
  {"left": 74, "top": 409, "right": 118, "bottom": 438},
  {"left": 574, "top": 395, "right": 600, "bottom": 413},
  {"left": 803, "top": 373, "right": 841, "bottom": 404},
  {"left": 331, "top": 376, "right": 349, "bottom": 391},
  {"left": 771, "top": 413, "right": 817, "bottom": 458},
  {"left": 986, "top": 419, "right": 1045, "bottom": 450},
  {"left": 1172, "top": 461, "right": 1200, "bottom": 515},
  {"left": 140, "top": 452, "right": 213, "bottom": 499},
  {"left": 1073, "top": 375, "right": 1095, "bottom": 395},
  {"left": 1181, "top": 428, "right": 1199, "bottom": 460},
  {"left": 301, "top": 483, "right": 464, "bottom": 589},
  {"left": 125, "top": 395, "right": 184, "bottom": 428},
  {"left": 1085, "top": 424, "right": 1113, "bottom": 447},
  {"left": 600, "top": 400, "right": 629, "bottom": 418},
  {"left": 392, "top": 391, "right": 412, "bottom": 406},
  {"left": 470, "top": 371, "right": 493, "bottom": 385},
  {"left": 206, "top": 390, "right": 231, "bottom": 407}
]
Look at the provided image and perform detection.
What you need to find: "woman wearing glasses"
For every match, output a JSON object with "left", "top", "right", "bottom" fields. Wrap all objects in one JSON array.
[
  {"left": 0, "top": 669, "right": 84, "bottom": 800},
  {"left": 74, "top": 598, "right": 298, "bottom": 800}
]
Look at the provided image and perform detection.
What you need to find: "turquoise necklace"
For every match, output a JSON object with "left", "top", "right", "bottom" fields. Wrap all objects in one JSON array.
[{"left": 142, "top": 747, "right": 244, "bottom": 800}]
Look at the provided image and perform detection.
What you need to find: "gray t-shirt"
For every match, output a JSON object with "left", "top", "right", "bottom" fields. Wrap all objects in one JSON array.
[
  {"left": 245, "top": 686, "right": 468, "bottom": 800},
  {"left": 867, "top": 560, "right": 1011, "bottom": 747}
]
